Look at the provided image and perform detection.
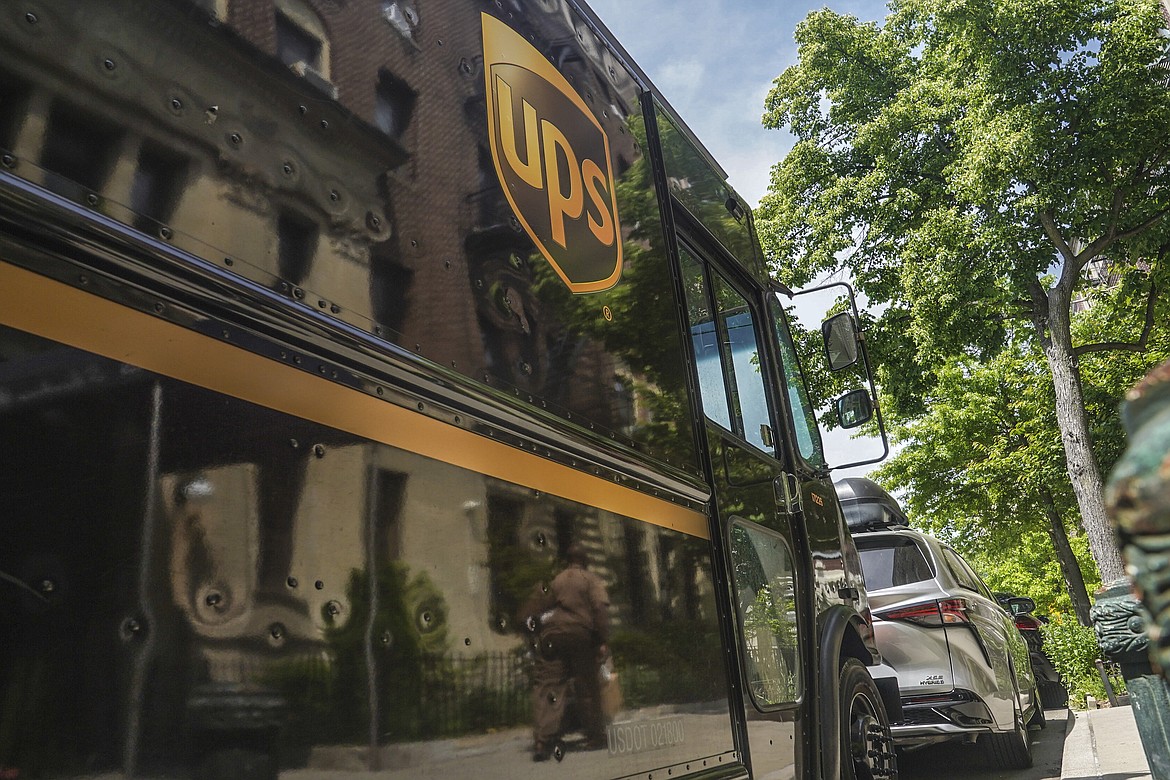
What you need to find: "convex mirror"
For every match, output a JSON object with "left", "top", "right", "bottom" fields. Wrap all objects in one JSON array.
[{"left": 834, "top": 389, "right": 873, "bottom": 429}]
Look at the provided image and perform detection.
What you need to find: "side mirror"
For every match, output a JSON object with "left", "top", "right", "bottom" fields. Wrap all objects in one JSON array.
[
  {"left": 1007, "top": 596, "right": 1036, "bottom": 616},
  {"left": 822, "top": 312, "right": 860, "bottom": 371},
  {"left": 834, "top": 389, "right": 873, "bottom": 429}
]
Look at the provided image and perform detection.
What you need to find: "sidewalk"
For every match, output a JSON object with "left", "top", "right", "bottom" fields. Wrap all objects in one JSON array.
[{"left": 1061, "top": 704, "right": 1152, "bottom": 780}]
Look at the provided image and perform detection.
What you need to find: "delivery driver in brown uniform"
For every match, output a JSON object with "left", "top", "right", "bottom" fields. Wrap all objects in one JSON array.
[{"left": 528, "top": 543, "right": 610, "bottom": 761}]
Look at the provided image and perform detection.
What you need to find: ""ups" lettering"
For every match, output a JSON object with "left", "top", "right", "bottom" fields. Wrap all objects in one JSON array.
[
  {"left": 495, "top": 76, "right": 615, "bottom": 251},
  {"left": 482, "top": 13, "right": 623, "bottom": 294}
]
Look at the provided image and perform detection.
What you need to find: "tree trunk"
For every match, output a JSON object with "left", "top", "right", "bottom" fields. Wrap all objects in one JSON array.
[
  {"left": 1035, "top": 284, "right": 1127, "bottom": 585},
  {"left": 1038, "top": 484, "right": 1093, "bottom": 625}
]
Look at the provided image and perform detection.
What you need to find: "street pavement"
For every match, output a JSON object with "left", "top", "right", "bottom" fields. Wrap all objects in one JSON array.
[
  {"left": 897, "top": 708, "right": 1067, "bottom": 780},
  {"left": 898, "top": 704, "right": 1153, "bottom": 780},
  {"left": 290, "top": 706, "right": 1152, "bottom": 780}
]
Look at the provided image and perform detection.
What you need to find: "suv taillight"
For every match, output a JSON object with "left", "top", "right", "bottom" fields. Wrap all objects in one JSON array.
[
  {"left": 879, "top": 598, "right": 971, "bottom": 627},
  {"left": 1014, "top": 614, "right": 1042, "bottom": 632}
]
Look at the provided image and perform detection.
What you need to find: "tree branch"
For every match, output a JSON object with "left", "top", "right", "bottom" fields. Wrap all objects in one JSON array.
[
  {"left": 1076, "top": 203, "right": 1170, "bottom": 263},
  {"left": 1038, "top": 210, "right": 1077, "bottom": 265},
  {"left": 1115, "top": 205, "right": 1170, "bottom": 243},
  {"left": 1073, "top": 281, "right": 1159, "bottom": 356}
]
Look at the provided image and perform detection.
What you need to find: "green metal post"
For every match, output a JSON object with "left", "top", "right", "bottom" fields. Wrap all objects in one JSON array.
[
  {"left": 1091, "top": 582, "right": 1170, "bottom": 779},
  {"left": 1104, "top": 360, "right": 1170, "bottom": 780}
]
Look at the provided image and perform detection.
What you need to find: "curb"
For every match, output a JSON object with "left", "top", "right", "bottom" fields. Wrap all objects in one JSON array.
[{"left": 1060, "top": 707, "right": 1096, "bottom": 780}]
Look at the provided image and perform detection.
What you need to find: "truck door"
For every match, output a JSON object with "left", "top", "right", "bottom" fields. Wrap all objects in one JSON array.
[
  {"left": 677, "top": 241, "right": 809, "bottom": 778},
  {"left": 766, "top": 294, "right": 868, "bottom": 627}
]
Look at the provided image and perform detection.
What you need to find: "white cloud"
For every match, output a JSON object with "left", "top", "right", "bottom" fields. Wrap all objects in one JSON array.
[
  {"left": 655, "top": 59, "right": 706, "bottom": 105},
  {"left": 587, "top": 0, "right": 888, "bottom": 205}
]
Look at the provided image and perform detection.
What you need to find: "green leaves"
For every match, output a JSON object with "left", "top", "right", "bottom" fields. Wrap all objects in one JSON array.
[
  {"left": 758, "top": 0, "right": 1170, "bottom": 354},
  {"left": 760, "top": 0, "right": 1170, "bottom": 586}
]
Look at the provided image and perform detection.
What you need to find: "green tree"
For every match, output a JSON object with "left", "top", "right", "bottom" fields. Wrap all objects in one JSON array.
[
  {"left": 871, "top": 285, "right": 1170, "bottom": 622},
  {"left": 873, "top": 344, "right": 1097, "bottom": 619},
  {"left": 758, "top": 0, "right": 1170, "bottom": 583}
]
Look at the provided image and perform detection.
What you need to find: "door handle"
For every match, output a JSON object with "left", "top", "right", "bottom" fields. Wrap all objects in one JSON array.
[{"left": 774, "top": 472, "right": 802, "bottom": 514}]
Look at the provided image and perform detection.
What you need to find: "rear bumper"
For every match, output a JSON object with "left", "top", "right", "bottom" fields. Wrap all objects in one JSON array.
[{"left": 889, "top": 689, "right": 997, "bottom": 745}]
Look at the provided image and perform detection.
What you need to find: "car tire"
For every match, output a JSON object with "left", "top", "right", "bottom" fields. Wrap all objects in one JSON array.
[
  {"left": 1039, "top": 678, "right": 1069, "bottom": 709},
  {"left": 984, "top": 710, "right": 1033, "bottom": 770},
  {"left": 1028, "top": 696, "right": 1046, "bottom": 729},
  {"left": 840, "top": 658, "right": 898, "bottom": 780}
]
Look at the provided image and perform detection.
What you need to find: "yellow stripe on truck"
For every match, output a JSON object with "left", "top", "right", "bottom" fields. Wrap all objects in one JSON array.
[{"left": 0, "top": 261, "right": 710, "bottom": 539}]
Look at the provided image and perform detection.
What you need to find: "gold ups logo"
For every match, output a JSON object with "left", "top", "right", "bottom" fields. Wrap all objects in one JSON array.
[{"left": 482, "top": 13, "right": 622, "bottom": 293}]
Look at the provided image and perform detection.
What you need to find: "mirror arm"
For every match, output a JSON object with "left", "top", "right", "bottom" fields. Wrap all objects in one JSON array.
[
  {"left": 769, "top": 280, "right": 795, "bottom": 298},
  {"left": 826, "top": 301, "right": 892, "bottom": 472},
  {"left": 783, "top": 277, "right": 894, "bottom": 471},
  {"left": 791, "top": 279, "right": 858, "bottom": 307},
  {"left": 829, "top": 332, "right": 891, "bottom": 471}
]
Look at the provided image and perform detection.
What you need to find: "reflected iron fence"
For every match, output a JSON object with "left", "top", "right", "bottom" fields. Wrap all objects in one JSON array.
[
  {"left": 415, "top": 650, "right": 532, "bottom": 736},
  {"left": 195, "top": 647, "right": 694, "bottom": 743}
]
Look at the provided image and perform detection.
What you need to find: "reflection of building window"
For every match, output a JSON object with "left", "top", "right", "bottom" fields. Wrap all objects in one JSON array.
[
  {"left": 371, "top": 469, "right": 406, "bottom": 562},
  {"left": 276, "top": 13, "right": 322, "bottom": 71},
  {"left": 275, "top": 0, "right": 332, "bottom": 90},
  {"left": 0, "top": 71, "right": 29, "bottom": 152},
  {"left": 611, "top": 374, "right": 633, "bottom": 431},
  {"left": 370, "top": 242, "right": 414, "bottom": 337},
  {"left": 277, "top": 210, "right": 318, "bottom": 285},
  {"left": 623, "top": 524, "right": 648, "bottom": 622},
  {"left": 486, "top": 493, "right": 528, "bottom": 633},
  {"left": 131, "top": 142, "right": 188, "bottom": 232},
  {"left": 554, "top": 508, "right": 575, "bottom": 561},
  {"left": 43, "top": 105, "right": 119, "bottom": 192},
  {"left": 190, "top": 0, "right": 228, "bottom": 20},
  {"left": 374, "top": 71, "right": 416, "bottom": 139}
]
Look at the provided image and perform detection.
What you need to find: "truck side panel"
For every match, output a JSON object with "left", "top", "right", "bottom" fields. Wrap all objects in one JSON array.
[
  {"left": 0, "top": 0, "right": 700, "bottom": 486},
  {"left": 0, "top": 272, "right": 738, "bottom": 777}
]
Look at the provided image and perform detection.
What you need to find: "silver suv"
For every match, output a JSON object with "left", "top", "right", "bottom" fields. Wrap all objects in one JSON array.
[{"left": 837, "top": 478, "right": 1043, "bottom": 770}]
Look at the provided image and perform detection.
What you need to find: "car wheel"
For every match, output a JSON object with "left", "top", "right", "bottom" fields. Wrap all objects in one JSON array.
[
  {"left": 984, "top": 709, "right": 1033, "bottom": 770},
  {"left": 840, "top": 658, "right": 898, "bottom": 780},
  {"left": 1039, "top": 678, "right": 1069, "bottom": 709}
]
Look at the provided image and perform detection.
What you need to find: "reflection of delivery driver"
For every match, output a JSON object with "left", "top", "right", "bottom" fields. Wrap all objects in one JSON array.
[{"left": 528, "top": 543, "right": 610, "bottom": 761}]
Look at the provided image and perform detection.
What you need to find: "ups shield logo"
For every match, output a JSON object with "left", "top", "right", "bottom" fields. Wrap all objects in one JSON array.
[{"left": 482, "top": 13, "right": 622, "bottom": 293}]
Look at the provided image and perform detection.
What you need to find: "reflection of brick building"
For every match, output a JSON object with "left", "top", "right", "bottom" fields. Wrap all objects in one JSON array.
[
  {"left": 0, "top": 0, "right": 653, "bottom": 441},
  {"left": 0, "top": 0, "right": 698, "bottom": 660},
  {"left": 0, "top": 332, "right": 721, "bottom": 772},
  {"left": 217, "top": 0, "right": 648, "bottom": 420},
  {"left": 222, "top": 0, "right": 488, "bottom": 374},
  {"left": 0, "top": 2, "right": 742, "bottom": 773}
]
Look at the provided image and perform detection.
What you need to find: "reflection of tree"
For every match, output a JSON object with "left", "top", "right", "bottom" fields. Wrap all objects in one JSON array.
[
  {"left": 608, "top": 620, "right": 725, "bottom": 706},
  {"left": 264, "top": 563, "right": 449, "bottom": 750},
  {"left": 744, "top": 583, "right": 796, "bottom": 648},
  {"left": 605, "top": 533, "right": 725, "bottom": 707},
  {"left": 731, "top": 526, "right": 799, "bottom": 704},
  {"left": 486, "top": 495, "right": 556, "bottom": 633},
  {"left": 529, "top": 114, "right": 699, "bottom": 472},
  {"left": 742, "top": 584, "right": 798, "bottom": 703},
  {"left": 654, "top": 109, "right": 759, "bottom": 270}
]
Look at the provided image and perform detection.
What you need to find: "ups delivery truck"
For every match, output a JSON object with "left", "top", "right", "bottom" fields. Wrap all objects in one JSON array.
[{"left": 0, "top": 1, "right": 898, "bottom": 778}]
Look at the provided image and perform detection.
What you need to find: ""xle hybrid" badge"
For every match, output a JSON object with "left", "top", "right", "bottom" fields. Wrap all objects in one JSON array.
[{"left": 482, "top": 13, "right": 623, "bottom": 293}]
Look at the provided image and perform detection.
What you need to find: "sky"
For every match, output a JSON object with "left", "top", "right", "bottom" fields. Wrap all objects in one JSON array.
[
  {"left": 585, "top": 0, "right": 893, "bottom": 476},
  {"left": 587, "top": 0, "right": 889, "bottom": 207}
]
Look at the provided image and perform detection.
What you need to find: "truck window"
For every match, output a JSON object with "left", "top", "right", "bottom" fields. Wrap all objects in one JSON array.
[
  {"left": 681, "top": 250, "right": 734, "bottom": 433},
  {"left": 711, "top": 275, "right": 773, "bottom": 453},
  {"left": 768, "top": 298, "right": 826, "bottom": 468},
  {"left": 730, "top": 521, "right": 801, "bottom": 707},
  {"left": 680, "top": 247, "right": 775, "bottom": 454}
]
